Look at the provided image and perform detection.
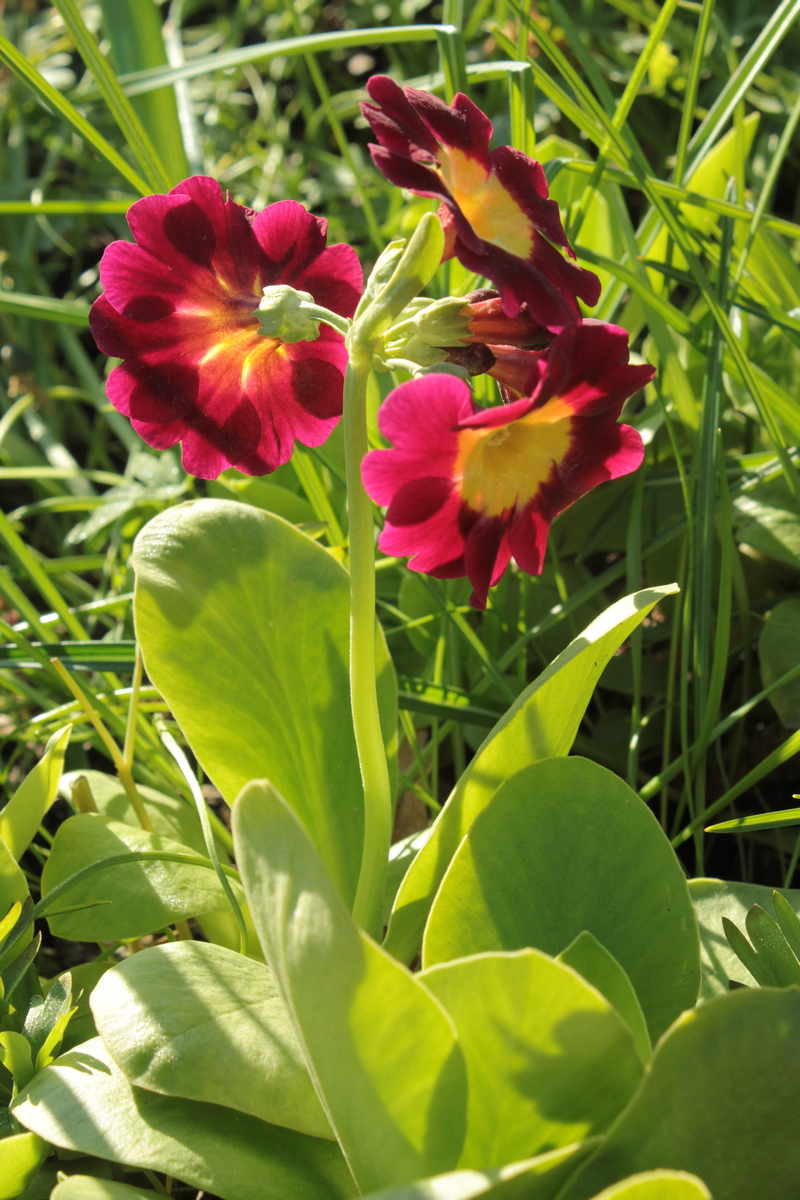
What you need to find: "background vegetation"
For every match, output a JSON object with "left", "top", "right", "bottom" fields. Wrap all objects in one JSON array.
[{"left": 3, "top": 0, "right": 800, "bottom": 965}]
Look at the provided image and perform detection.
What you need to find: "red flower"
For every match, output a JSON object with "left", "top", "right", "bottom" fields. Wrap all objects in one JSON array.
[
  {"left": 360, "top": 77, "right": 600, "bottom": 330},
  {"left": 362, "top": 323, "right": 652, "bottom": 609},
  {"left": 89, "top": 177, "right": 362, "bottom": 479}
]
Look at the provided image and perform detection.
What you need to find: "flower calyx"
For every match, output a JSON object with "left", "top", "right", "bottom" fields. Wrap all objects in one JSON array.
[
  {"left": 381, "top": 288, "right": 553, "bottom": 382},
  {"left": 348, "top": 212, "right": 444, "bottom": 364},
  {"left": 254, "top": 284, "right": 351, "bottom": 344}
]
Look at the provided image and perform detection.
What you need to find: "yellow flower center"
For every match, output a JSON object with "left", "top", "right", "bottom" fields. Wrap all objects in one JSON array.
[
  {"left": 455, "top": 397, "right": 574, "bottom": 516},
  {"left": 437, "top": 147, "right": 533, "bottom": 260}
]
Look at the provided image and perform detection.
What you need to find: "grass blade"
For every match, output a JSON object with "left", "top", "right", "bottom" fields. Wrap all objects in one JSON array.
[
  {"left": 0, "top": 33, "right": 151, "bottom": 195},
  {"left": 0, "top": 292, "right": 89, "bottom": 326},
  {"left": 53, "top": 0, "right": 172, "bottom": 193},
  {"left": 97, "top": 0, "right": 190, "bottom": 185}
]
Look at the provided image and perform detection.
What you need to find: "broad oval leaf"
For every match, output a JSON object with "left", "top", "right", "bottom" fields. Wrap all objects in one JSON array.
[
  {"left": 12, "top": 1038, "right": 354, "bottom": 1200},
  {"left": 358, "top": 1143, "right": 597, "bottom": 1200},
  {"left": 420, "top": 950, "right": 643, "bottom": 1168},
  {"left": 91, "top": 939, "right": 331, "bottom": 1139},
  {"left": 384, "top": 586, "right": 678, "bottom": 964},
  {"left": 40, "top": 814, "right": 237, "bottom": 941},
  {"left": 234, "top": 780, "right": 467, "bottom": 1195},
  {"left": 557, "top": 932, "right": 651, "bottom": 1064},
  {"left": 59, "top": 769, "right": 209, "bottom": 854},
  {"left": 422, "top": 758, "right": 700, "bottom": 1041},
  {"left": 53, "top": 1181, "right": 155, "bottom": 1200},
  {"left": 558, "top": 989, "right": 800, "bottom": 1200},
  {"left": 133, "top": 499, "right": 397, "bottom": 909},
  {"left": 589, "top": 1173, "right": 711, "bottom": 1199}
]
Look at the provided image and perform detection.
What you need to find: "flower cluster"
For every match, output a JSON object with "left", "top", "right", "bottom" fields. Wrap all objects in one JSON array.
[
  {"left": 90, "top": 176, "right": 361, "bottom": 479},
  {"left": 90, "top": 84, "right": 653, "bottom": 606},
  {"left": 363, "top": 322, "right": 652, "bottom": 609}
]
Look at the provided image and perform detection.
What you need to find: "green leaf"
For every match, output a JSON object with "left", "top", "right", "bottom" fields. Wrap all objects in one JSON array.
[
  {"left": 0, "top": 1030, "right": 34, "bottom": 1089},
  {"left": 40, "top": 814, "right": 238, "bottom": 941},
  {"left": 0, "top": 725, "right": 70, "bottom": 862},
  {"left": 422, "top": 758, "right": 700, "bottom": 1042},
  {"left": 59, "top": 770, "right": 210, "bottom": 855},
  {"left": 686, "top": 0, "right": 800, "bottom": 171},
  {"left": 25, "top": 973, "right": 75, "bottom": 1069},
  {"left": 558, "top": 989, "right": 800, "bottom": 1200},
  {"left": 91, "top": 940, "right": 331, "bottom": 1139},
  {"left": 733, "top": 482, "right": 800, "bottom": 569},
  {"left": 758, "top": 598, "right": 800, "bottom": 727},
  {"left": 52, "top": 1180, "right": 156, "bottom": 1200},
  {"left": 723, "top": 904, "right": 800, "bottom": 989},
  {"left": 689, "top": 878, "right": 800, "bottom": 997},
  {"left": 385, "top": 585, "right": 678, "bottom": 964},
  {"left": 721, "top": 917, "right": 765, "bottom": 984},
  {"left": 588, "top": 1173, "right": 711, "bottom": 1199},
  {"left": 771, "top": 890, "right": 800, "bottom": 960},
  {"left": 208, "top": 473, "right": 316, "bottom": 524},
  {"left": 419, "top": 950, "right": 642, "bottom": 1169},
  {"left": 234, "top": 780, "right": 467, "bottom": 1194},
  {"left": 0, "top": 838, "right": 31, "bottom": 957},
  {"left": 12, "top": 1038, "right": 354, "bottom": 1200},
  {"left": 557, "top": 932, "right": 652, "bottom": 1064},
  {"left": 58, "top": 960, "right": 110, "bottom": 1052},
  {"left": 0, "top": 1131, "right": 48, "bottom": 1200},
  {"left": 683, "top": 114, "right": 759, "bottom": 235},
  {"left": 358, "top": 1144, "right": 597, "bottom": 1200},
  {"left": 132, "top": 499, "right": 397, "bottom": 909}
]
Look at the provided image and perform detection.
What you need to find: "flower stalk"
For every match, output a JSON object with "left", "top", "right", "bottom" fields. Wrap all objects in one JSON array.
[
  {"left": 344, "top": 356, "right": 392, "bottom": 939},
  {"left": 344, "top": 214, "right": 446, "bottom": 937}
]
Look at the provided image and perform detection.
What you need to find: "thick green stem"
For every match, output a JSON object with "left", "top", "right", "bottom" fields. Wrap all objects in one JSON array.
[{"left": 344, "top": 359, "right": 392, "bottom": 939}]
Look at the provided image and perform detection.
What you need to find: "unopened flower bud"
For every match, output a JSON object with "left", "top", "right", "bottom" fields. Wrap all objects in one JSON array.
[
  {"left": 354, "top": 240, "right": 406, "bottom": 320},
  {"left": 444, "top": 343, "right": 497, "bottom": 375}
]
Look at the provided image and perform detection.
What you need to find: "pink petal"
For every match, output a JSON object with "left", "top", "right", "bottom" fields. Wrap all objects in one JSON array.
[
  {"left": 363, "top": 76, "right": 442, "bottom": 158},
  {"left": 507, "top": 504, "right": 553, "bottom": 577},
  {"left": 378, "top": 486, "right": 465, "bottom": 573},
  {"left": 489, "top": 146, "right": 568, "bottom": 250},
  {"left": 378, "top": 375, "right": 474, "bottom": 448},
  {"left": 127, "top": 192, "right": 218, "bottom": 270},
  {"left": 251, "top": 201, "right": 328, "bottom": 281},
  {"left": 462, "top": 512, "right": 509, "bottom": 609},
  {"left": 367, "top": 146, "right": 449, "bottom": 201},
  {"left": 295, "top": 242, "right": 363, "bottom": 319},
  {"left": 385, "top": 476, "right": 454, "bottom": 527},
  {"left": 105, "top": 359, "right": 197, "bottom": 424},
  {"left": 179, "top": 394, "right": 262, "bottom": 479}
]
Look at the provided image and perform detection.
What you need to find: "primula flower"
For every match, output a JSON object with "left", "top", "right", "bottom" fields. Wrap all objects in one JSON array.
[
  {"left": 89, "top": 176, "right": 362, "bottom": 479},
  {"left": 360, "top": 76, "right": 600, "bottom": 330},
  {"left": 362, "top": 322, "right": 653, "bottom": 609}
]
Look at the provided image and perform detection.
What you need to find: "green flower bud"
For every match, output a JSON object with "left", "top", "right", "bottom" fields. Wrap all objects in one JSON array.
[
  {"left": 255, "top": 285, "right": 321, "bottom": 344},
  {"left": 353, "top": 240, "right": 405, "bottom": 321}
]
